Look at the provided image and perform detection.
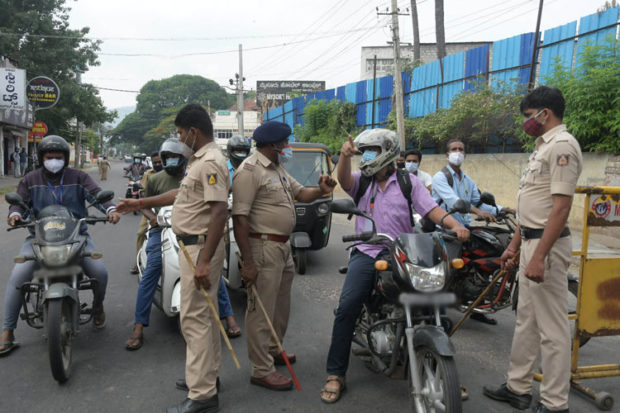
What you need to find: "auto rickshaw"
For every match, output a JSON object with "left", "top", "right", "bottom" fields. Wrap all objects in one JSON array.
[{"left": 283, "top": 142, "right": 338, "bottom": 274}]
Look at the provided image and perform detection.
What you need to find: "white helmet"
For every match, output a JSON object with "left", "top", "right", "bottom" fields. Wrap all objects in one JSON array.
[{"left": 354, "top": 129, "right": 400, "bottom": 177}]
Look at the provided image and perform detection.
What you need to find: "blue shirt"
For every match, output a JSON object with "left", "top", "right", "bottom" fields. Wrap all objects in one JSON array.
[
  {"left": 431, "top": 165, "right": 500, "bottom": 226},
  {"left": 227, "top": 160, "right": 235, "bottom": 186}
]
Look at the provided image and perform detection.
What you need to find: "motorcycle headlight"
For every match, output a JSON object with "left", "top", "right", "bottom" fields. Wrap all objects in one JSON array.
[
  {"left": 317, "top": 202, "right": 330, "bottom": 216},
  {"left": 405, "top": 261, "right": 446, "bottom": 292},
  {"left": 157, "top": 209, "right": 173, "bottom": 227},
  {"left": 39, "top": 245, "right": 73, "bottom": 267}
]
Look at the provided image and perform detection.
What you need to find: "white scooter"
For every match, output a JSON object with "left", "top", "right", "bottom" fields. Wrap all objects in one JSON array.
[{"left": 222, "top": 194, "right": 243, "bottom": 290}]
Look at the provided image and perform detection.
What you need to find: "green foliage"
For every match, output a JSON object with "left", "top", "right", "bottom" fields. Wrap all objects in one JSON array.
[
  {"left": 543, "top": 37, "right": 620, "bottom": 153},
  {"left": 294, "top": 99, "right": 359, "bottom": 154},
  {"left": 389, "top": 79, "right": 526, "bottom": 152},
  {"left": 0, "top": 0, "right": 113, "bottom": 138},
  {"left": 112, "top": 75, "right": 234, "bottom": 150}
]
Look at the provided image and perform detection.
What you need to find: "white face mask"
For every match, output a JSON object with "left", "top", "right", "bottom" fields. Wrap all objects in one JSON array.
[
  {"left": 448, "top": 152, "right": 464, "bottom": 166},
  {"left": 405, "top": 161, "right": 419, "bottom": 173},
  {"left": 44, "top": 159, "right": 65, "bottom": 174}
]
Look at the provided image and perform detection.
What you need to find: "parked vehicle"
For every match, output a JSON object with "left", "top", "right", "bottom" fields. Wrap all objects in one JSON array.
[
  {"left": 331, "top": 198, "right": 467, "bottom": 413},
  {"left": 282, "top": 143, "right": 337, "bottom": 274},
  {"left": 124, "top": 174, "right": 143, "bottom": 215},
  {"left": 221, "top": 194, "right": 242, "bottom": 289},
  {"left": 5, "top": 190, "right": 114, "bottom": 383}
]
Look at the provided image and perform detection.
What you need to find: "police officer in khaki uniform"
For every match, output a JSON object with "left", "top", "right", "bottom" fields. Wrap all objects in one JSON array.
[
  {"left": 232, "top": 121, "right": 336, "bottom": 391},
  {"left": 484, "top": 86, "right": 582, "bottom": 413},
  {"left": 116, "top": 104, "right": 227, "bottom": 413}
]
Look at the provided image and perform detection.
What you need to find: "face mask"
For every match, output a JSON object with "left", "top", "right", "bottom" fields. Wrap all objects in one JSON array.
[
  {"left": 397, "top": 162, "right": 405, "bottom": 169},
  {"left": 134, "top": 159, "right": 141, "bottom": 164},
  {"left": 448, "top": 152, "right": 464, "bottom": 166},
  {"left": 153, "top": 164, "right": 163, "bottom": 172},
  {"left": 361, "top": 150, "right": 378, "bottom": 163},
  {"left": 522, "top": 110, "right": 545, "bottom": 137},
  {"left": 44, "top": 159, "right": 65, "bottom": 174},
  {"left": 405, "top": 161, "right": 419, "bottom": 173},
  {"left": 277, "top": 146, "right": 293, "bottom": 164},
  {"left": 233, "top": 151, "right": 248, "bottom": 158},
  {"left": 180, "top": 129, "right": 197, "bottom": 155},
  {"left": 165, "top": 157, "right": 180, "bottom": 167}
]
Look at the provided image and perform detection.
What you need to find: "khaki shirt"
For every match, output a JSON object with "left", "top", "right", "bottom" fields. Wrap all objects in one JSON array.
[
  {"left": 231, "top": 151, "right": 304, "bottom": 236},
  {"left": 172, "top": 141, "right": 229, "bottom": 236},
  {"left": 517, "top": 124, "right": 582, "bottom": 229}
]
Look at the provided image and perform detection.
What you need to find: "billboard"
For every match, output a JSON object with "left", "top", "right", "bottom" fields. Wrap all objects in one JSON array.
[
  {"left": 1, "top": 68, "right": 27, "bottom": 110},
  {"left": 256, "top": 80, "right": 325, "bottom": 110}
]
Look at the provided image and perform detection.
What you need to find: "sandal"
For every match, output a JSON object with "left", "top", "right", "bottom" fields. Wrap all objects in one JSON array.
[
  {"left": 125, "top": 335, "right": 144, "bottom": 351},
  {"left": 226, "top": 325, "right": 242, "bottom": 338},
  {"left": 320, "top": 375, "right": 346, "bottom": 404},
  {"left": 0, "top": 340, "right": 20, "bottom": 357},
  {"left": 461, "top": 386, "right": 469, "bottom": 401}
]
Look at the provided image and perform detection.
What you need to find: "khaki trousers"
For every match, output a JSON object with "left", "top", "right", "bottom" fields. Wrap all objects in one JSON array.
[
  {"left": 135, "top": 216, "right": 148, "bottom": 256},
  {"left": 179, "top": 239, "right": 225, "bottom": 400},
  {"left": 101, "top": 167, "right": 108, "bottom": 180},
  {"left": 246, "top": 238, "right": 295, "bottom": 378},
  {"left": 507, "top": 236, "right": 572, "bottom": 410}
]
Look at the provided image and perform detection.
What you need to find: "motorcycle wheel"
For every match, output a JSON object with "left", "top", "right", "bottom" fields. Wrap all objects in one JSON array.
[
  {"left": 47, "top": 298, "right": 73, "bottom": 383},
  {"left": 293, "top": 248, "right": 307, "bottom": 275},
  {"left": 410, "top": 346, "right": 461, "bottom": 413}
]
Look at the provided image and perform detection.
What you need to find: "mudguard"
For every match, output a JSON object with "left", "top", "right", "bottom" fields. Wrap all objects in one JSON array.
[
  {"left": 291, "top": 232, "right": 311, "bottom": 249},
  {"left": 412, "top": 325, "right": 456, "bottom": 356},
  {"left": 44, "top": 283, "right": 78, "bottom": 303}
]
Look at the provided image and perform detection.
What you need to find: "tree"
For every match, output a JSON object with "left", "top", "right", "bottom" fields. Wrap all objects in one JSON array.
[
  {"left": 0, "top": 0, "right": 113, "bottom": 138},
  {"left": 543, "top": 38, "right": 620, "bottom": 153},
  {"left": 294, "top": 99, "right": 358, "bottom": 154},
  {"left": 112, "top": 75, "right": 234, "bottom": 149}
]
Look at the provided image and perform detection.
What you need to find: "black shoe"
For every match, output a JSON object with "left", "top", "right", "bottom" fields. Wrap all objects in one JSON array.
[
  {"left": 483, "top": 383, "right": 532, "bottom": 410},
  {"left": 166, "top": 396, "right": 219, "bottom": 413},
  {"left": 532, "top": 402, "right": 568, "bottom": 413},
  {"left": 176, "top": 378, "right": 221, "bottom": 393},
  {"left": 471, "top": 312, "right": 498, "bottom": 325}
]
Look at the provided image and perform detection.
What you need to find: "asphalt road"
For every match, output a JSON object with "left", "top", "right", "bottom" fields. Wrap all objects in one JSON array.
[{"left": 0, "top": 161, "right": 618, "bottom": 413}]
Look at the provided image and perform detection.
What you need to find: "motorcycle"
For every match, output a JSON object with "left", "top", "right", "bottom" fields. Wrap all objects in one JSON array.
[
  {"left": 125, "top": 174, "right": 143, "bottom": 215},
  {"left": 221, "top": 194, "right": 242, "bottom": 290},
  {"left": 5, "top": 190, "right": 114, "bottom": 383},
  {"left": 331, "top": 198, "right": 468, "bottom": 413}
]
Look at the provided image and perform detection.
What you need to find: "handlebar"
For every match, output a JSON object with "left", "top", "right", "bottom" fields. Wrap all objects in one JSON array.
[
  {"left": 342, "top": 231, "right": 374, "bottom": 243},
  {"left": 6, "top": 222, "right": 34, "bottom": 232},
  {"left": 84, "top": 217, "right": 109, "bottom": 225}
]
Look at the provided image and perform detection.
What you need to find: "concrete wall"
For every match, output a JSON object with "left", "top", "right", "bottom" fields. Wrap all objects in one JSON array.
[{"left": 345, "top": 152, "right": 613, "bottom": 229}]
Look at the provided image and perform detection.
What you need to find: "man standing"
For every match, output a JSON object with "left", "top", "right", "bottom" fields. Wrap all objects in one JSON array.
[
  {"left": 116, "top": 104, "right": 228, "bottom": 413},
  {"left": 232, "top": 121, "right": 336, "bottom": 391},
  {"left": 12, "top": 148, "right": 20, "bottom": 177},
  {"left": 403, "top": 149, "right": 432, "bottom": 191},
  {"left": 19, "top": 148, "right": 28, "bottom": 176},
  {"left": 483, "top": 86, "right": 582, "bottom": 413},
  {"left": 100, "top": 156, "right": 111, "bottom": 180}
]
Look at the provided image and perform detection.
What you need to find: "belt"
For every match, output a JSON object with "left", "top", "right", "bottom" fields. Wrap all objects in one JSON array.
[
  {"left": 249, "top": 233, "right": 290, "bottom": 243},
  {"left": 521, "top": 226, "right": 570, "bottom": 240},
  {"left": 176, "top": 234, "right": 207, "bottom": 246}
]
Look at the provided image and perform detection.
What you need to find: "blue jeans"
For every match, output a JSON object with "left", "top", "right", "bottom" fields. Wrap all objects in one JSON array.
[
  {"left": 218, "top": 277, "right": 233, "bottom": 318},
  {"left": 134, "top": 229, "right": 162, "bottom": 326},
  {"left": 326, "top": 249, "right": 381, "bottom": 376},
  {"left": 3, "top": 237, "right": 108, "bottom": 331}
]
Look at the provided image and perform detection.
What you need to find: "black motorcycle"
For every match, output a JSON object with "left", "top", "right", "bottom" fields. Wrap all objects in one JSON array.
[
  {"left": 124, "top": 174, "right": 143, "bottom": 215},
  {"left": 331, "top": 198, "right": 469, "bottom": 413},
  {"left": 5, "top": 190, "right": 113, "bottom": 383}
]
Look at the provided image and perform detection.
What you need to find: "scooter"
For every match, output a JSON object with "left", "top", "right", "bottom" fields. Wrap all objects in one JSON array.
[
  {"left": 5, "top": 190, "right": 114, "bottom": 383},
  {"left": 222, "top": 194, "right": 242, "bottom": 289},
  {"left": 331, "top": 198, "right": 469, "bottom": 413},
  {"left": 125, "top": 174, "right": 143, "bottom": 216}
]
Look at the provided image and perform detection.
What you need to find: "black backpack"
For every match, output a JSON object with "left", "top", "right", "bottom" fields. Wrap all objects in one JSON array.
[{"left": 353, "top": 168, "right": 415, "bottom": 227}]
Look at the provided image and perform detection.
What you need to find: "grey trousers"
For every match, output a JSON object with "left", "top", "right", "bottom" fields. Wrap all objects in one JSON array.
[{"left": 2, "top": 237, "right": 108, "bottom": 331}]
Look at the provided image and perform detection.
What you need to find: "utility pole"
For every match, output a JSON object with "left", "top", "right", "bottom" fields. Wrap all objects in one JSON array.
[
  {"left": 378, "top": 0, "right": 408, "bottom": 150},
  {"left": 74, "top": 71, "right": 81, "bottom": 168},
  {"left": 229, "top": 44, "right": 246, "bottom": 137},
  {"left": 371, "top": 55, "right": 377, "bottom": 128},
  {"left": 528, "top": 0, "right": 544, "bottom": 90}
]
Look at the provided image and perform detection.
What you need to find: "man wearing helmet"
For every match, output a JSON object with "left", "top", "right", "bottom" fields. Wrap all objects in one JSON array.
[
  {"left": 125, "top": 139, "right": 190, "bottom": 350},
  {"left": 0, "top": 135, "right": 121, "bottom": 356},
  {"left": 125, "top": 153, "right": 148, "bottom": 179},
  {"left": 226, "top": 135, "right": 251, "bottom": 184},
  {"left": 320, "top": 129, "right": 469, "bottom": 404}
]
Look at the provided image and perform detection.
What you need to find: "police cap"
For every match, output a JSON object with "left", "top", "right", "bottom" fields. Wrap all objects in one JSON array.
[{"left": 252, "top": 121, "right": 291, "bottom": 145}]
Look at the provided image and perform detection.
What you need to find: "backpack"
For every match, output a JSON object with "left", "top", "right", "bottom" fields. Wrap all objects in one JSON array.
[
  {"left": 439, "top": 166, "right": 482, "bottom": 208},
  {"left": 353, "top": 168, "right": 415, "bottom": 227}
]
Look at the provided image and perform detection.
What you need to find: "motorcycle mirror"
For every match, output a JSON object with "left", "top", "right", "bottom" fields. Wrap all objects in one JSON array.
[
  {"left": 479, "top": 192, "right": 496, "bottom": 206},
  {"left": 95, "top": 190, "right": 114, "bottom": 205},
  {"left": 331, "top": 155, "right": 339, "bottom": 166},
  {"left": 330, "top": 199, "right": 362, "bottom": 215},
  {"left": 450, "top": 199, "right": 470, "bottom": 214},
  {"left": 5, "top": 192, "right": 25, "bottom": 207}
]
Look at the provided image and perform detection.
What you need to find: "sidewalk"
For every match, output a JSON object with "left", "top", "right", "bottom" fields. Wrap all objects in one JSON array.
[{"left": 0, "top": 174, "right": 21, "bottom": 194}]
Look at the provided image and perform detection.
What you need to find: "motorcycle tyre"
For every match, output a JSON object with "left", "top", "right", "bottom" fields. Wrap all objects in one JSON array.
[
  {"left": 411, "top": 346, "right": 461, "bottom": 413},
  {"left": 47, "top": 298, "right": 73, "bottom": 383},
  {"left": 293, "top": 248, "right": 307, "bottom": 275}
]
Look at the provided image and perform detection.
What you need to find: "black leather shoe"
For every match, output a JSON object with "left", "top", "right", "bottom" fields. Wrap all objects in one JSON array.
[
  {"left": 176, "top": 378, "right": 220, "bottom": 393},
  {"left": 166, "top": 396, "right": 218, "bottom": 413},
  {"left": 532, "top": 402, "right": 568, "bottom": 413},
  {"left": 471, "top": 312, "right": 498, "bottom": 325},
  {"left": 483, "top": 383, "right": 532, "bottom": 410}
]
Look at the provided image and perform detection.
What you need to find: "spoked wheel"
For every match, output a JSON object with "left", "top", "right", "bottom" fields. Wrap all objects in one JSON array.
[
  {"left": 410, "top": 346, "right": 461, "bottom": 413},
  {"left": 47, "top": 298, "right": 73, "bottom": 383},
  {"left": 293, "top": 248, "right": 307, "bottom": 274}
]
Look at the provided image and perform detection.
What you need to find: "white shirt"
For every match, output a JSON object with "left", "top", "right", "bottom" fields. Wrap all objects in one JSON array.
[{"left": 416, "top": 169, "right": 432, "bottom": 188}]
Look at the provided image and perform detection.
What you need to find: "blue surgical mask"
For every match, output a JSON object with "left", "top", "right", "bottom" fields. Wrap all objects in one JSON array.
[
  {"left": 361, "top": 150, "right": 378, "bottom": 163},
  {"left": 405, "top": 161, "right": 419, "bottom": 173},
  {"left": 278, "top": 146, "right": 293, "bottom": 164},
  {"left": 165, "top": 157, "right": 180, "bottom": 167}
]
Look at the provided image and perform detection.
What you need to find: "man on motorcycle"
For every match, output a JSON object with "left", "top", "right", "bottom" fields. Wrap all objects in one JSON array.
[
  {"left": 0, "top": 135, "right": 121, "bottom": 356},
  {"left": 321, "top": 129, "right": 469, "bottom": 404},
  {"left": 227, "top": 135, "right": 251, "bottom": 181},
  {"left": 125, "top": 153, "right": 148, "bottom": 179},
  {"left": 125, "top": 139, "right": 190, "bottom": 350}
]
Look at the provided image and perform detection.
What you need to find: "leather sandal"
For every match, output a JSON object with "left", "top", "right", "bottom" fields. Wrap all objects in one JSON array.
[
  {"left": 320, "top": 375, "right": 346, "bottom": 404},
  {"left": 125, "top": 335, "right": 144, "bottom": 351}
]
